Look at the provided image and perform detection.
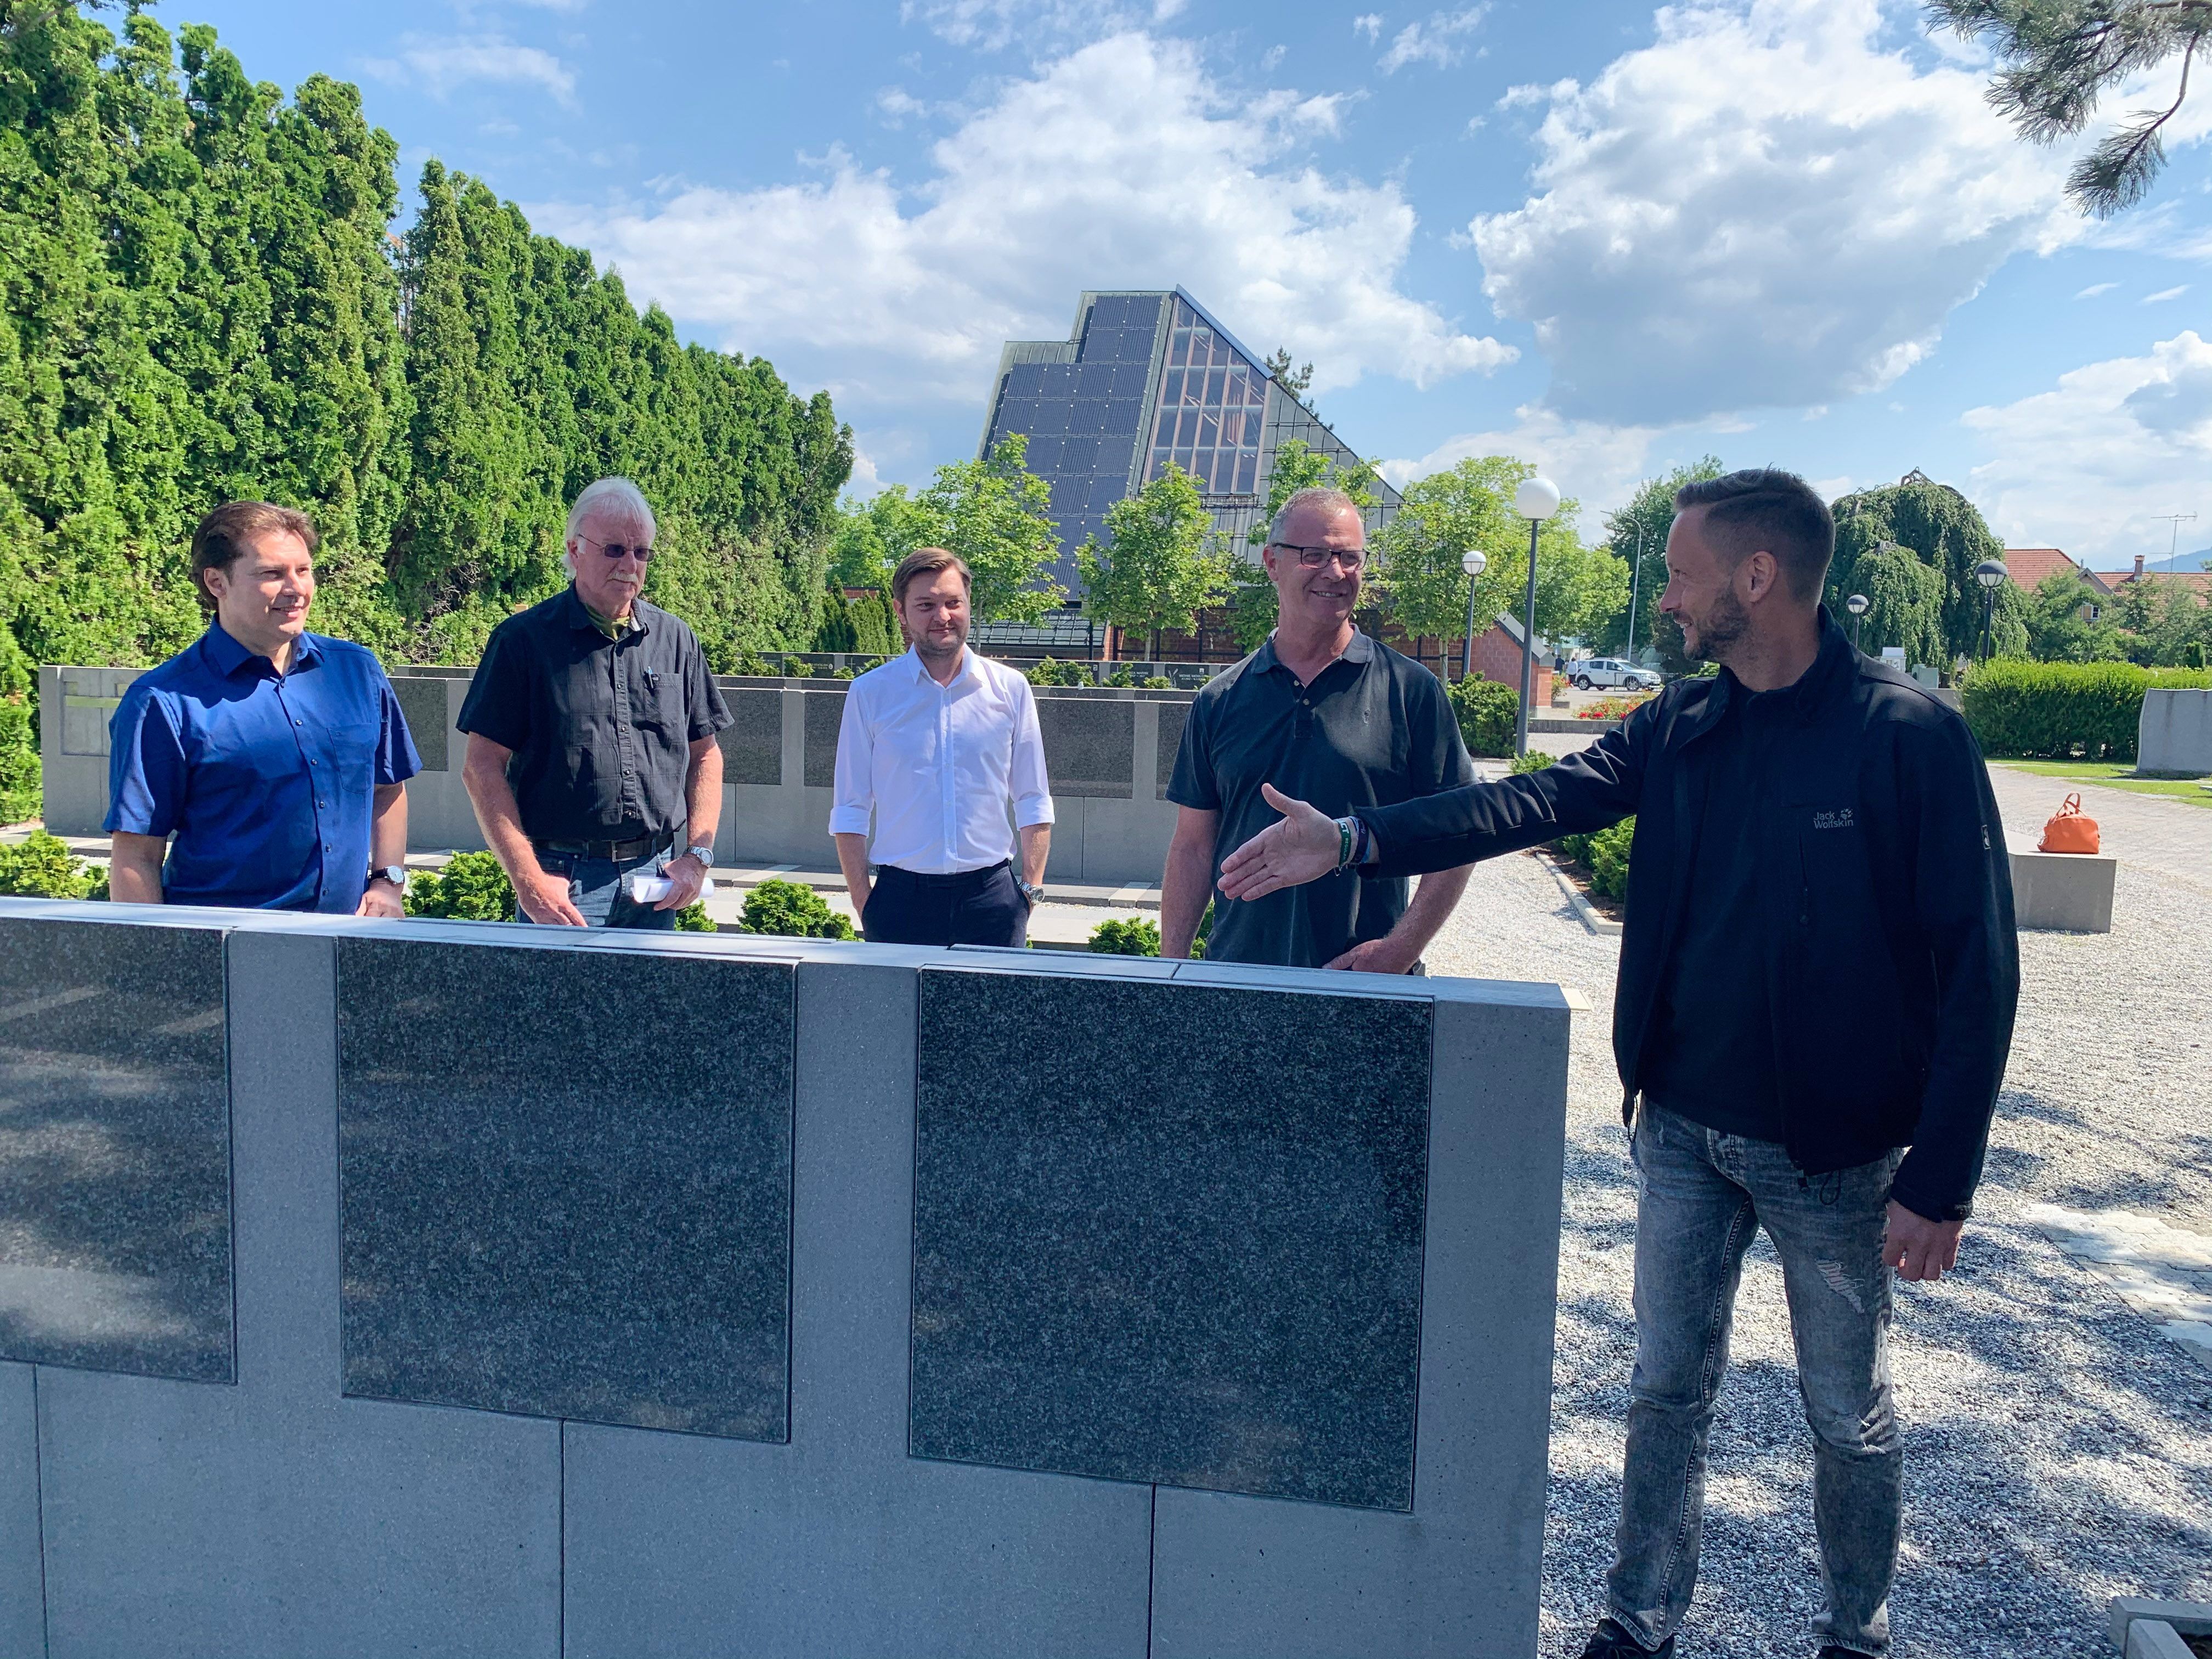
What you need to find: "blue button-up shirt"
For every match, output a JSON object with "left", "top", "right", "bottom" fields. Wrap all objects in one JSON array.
[{"left": 105, "top": 625, "right": 422, "bottom": 912}]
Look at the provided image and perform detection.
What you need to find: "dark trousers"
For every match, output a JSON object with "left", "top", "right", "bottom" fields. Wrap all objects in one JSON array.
[{"left": 861, "top": 861, "right": 1028, "bottom": 947}]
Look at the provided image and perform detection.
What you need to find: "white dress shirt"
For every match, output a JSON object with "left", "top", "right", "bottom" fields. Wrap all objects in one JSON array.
[{"left": 829, "top": 647, "right": 1054, "bottom": 873}]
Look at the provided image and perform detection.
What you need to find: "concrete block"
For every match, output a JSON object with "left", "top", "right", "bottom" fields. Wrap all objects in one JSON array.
[
  {"left": 2140, "top": 689, "right": 2212, "bottom": 776},
  {"left": 2112, "top": 1598, "right": 2212, "bottom": 1649},
  {"left": 803, "top": 689, "right": 848, "bottom": 788},
  {"left": 35, "top": 930, "right": 562, "bottom": 1658},
  {"left": 718, "top": 686, "right": 785, "bottom": 786},
  {"left": 1033, "top": 695, "right": 1134, "bottom": 798},
  {"left": 2010, "top": 849, "right": 2116, "bottom": 933},
  {"left": 388, "top": 675, "right": 449, "bottom": 774},
  {"left": 0, "top": 1361, "right": 42, "bottom": 1659},
  {"left": 1147, "top": 991, "right": 1570, "bottom": 1658},
  {"left": 2129, "top": 1620, "right": 2200, "bottom": 1659},
  {"left": 561, "top": 958, "right": 1153, "bottom": 1659}
]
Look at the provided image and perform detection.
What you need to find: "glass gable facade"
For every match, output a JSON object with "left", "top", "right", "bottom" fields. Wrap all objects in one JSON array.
[
  {"left": 979, "top": 287, "right": 1400, "bottom": 595},
  {"left": 1148, "top": 298, "right": 1265, "bottom": 498}
]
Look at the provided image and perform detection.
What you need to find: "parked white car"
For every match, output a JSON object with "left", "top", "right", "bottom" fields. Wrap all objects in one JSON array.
[{"left": 1570, "top": 658, "right": 1661, "bottom": 691}]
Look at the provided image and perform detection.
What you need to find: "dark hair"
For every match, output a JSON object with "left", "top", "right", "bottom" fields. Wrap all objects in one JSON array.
[
  {"left": 892, "top": 546, "right": 971, "bottom": 606},
  {"left": 190, "top": 501, "right": 317, "bottom": 609},
  {"left": 1673, "top": 468, "right": 1833, "bottom": 601}
]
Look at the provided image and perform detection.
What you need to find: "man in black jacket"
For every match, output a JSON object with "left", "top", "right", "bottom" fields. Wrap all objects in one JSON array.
[{"left": 1220, "top": 468, "right": 2017, "bottom": 1659}]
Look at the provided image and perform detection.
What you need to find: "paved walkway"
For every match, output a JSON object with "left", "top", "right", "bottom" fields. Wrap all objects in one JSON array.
[{"left": 1987, "top": 763, "right": 2212, "bottom": 897}]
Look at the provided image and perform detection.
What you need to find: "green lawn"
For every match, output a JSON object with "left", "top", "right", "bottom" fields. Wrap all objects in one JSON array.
[{"left": 1995, "top": 759, "right": 2212, "bottom": 808}]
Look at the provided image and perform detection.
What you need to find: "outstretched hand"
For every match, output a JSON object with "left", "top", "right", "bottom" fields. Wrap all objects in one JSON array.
[{"left": 1216, "top": 783, "right": 1344, "bottom": 901}]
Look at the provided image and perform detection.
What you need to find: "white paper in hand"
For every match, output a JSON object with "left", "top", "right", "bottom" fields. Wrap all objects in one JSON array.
[{"left": 626, "top": 872, "right": 715, "bottom": 904}]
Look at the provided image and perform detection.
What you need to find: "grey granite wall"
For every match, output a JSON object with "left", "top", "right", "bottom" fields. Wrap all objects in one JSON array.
[
  {"left": 803, "top": 689, "right": 846, "bottom": 788},
  {"left": 335, "top": 938, "right": 795, "bottom": 1440},
  {"left": 2, "top": 904, "right": 1570, "bottom": 1658},
  {"left": 0, "top": 915, "right": 232, "bottom": 1382},
  {"left": 1032, "top": 696, "right": 1135, "bottom": 799},
  {"left": 718, "top": 687, "right": 786, "bottom": 786},
  {"left": 390, "top": 677, "right": 449, "bottom": 773}
]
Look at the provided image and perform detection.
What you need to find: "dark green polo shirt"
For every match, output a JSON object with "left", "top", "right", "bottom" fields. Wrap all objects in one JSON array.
[
  {"left": 457, "top": 586, "right": 731, "bottom": 843},
  {"left": 1169, "top": 631, "right": 1474, "bottom": 967}
]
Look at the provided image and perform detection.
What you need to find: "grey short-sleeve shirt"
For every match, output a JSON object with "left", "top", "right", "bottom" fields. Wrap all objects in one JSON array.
[{"left": 1167, "top": 631, "right": 1475, "bottom": 968}]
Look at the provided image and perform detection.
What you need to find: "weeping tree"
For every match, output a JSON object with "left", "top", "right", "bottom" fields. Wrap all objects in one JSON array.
[
  {"left": 1928, "top": 0, "right": 2212, "bottom": 217},
  {"left": 1829, "top": 471, "right": 2027, "bottom": 665}
]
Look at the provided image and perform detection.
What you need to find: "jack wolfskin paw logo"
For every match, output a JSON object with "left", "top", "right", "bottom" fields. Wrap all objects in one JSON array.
[{"left": 1812, "top": 808, "right": 1855, "bottom": 831}]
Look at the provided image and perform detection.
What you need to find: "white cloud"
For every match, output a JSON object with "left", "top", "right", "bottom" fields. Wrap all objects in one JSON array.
[
  {"left": 2076, "top": 281, "right": 2119, "bottom": 298},
  {"left": 1379, "top": 406, "right": 1668, "bottom": 518},
  {"left": 1377, "top": 7, "right": 1486, "bottom": 73},
  {"left": 1963, "top": 332, "right": 2212, "bottom": 562},
  {"left": 2145, "top": 284, "right": 2191, "bottom": 303},
  {"left": 533, "top": 33, "right": 1511, "bottom": 409},
  {"left": 1353, "top": 14, "right": 1384, "bottom": 42},
  {"left": 363, "top": 35, "right": 575, "bottom": 103},
  {"left": 1470, "top": 0, "right": 2081, "bottom": 426}
]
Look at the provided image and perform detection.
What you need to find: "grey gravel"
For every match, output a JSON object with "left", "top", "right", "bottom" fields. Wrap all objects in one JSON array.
[{"left": 1424, "top": 848, "right": 2212, "bottom": 1657}]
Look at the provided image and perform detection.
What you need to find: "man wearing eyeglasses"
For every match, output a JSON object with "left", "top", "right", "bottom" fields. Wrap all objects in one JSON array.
[
  {"left": 458, "top": 477, "right": 731, "bottom": 928},
  {"left": 1159, "top": 486, "right": 1474, "bottom": 969}
]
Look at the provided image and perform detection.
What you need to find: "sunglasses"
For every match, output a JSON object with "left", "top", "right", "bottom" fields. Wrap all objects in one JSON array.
[
  {"left": 579, "top": 534, "right": 653, "bottom": 562},
  {"left": 1270, "top": 542, "right": 1365, "bottom": 572}
]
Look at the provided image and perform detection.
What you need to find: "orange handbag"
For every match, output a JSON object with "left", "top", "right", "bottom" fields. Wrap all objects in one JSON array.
[{"left": 2038, "top": 793, "right": 2101, "bottom": 854}]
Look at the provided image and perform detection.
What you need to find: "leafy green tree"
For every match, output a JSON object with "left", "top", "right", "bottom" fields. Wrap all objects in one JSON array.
[
  {"left": 1598, "top": 457, "right": 1727, "bottom": 659},
  {"left": 1929, "top": 0, "right": 2211, "bottom": 217},
  {"left": 1262, "top": 347, "right": 1313, "bottom": 404},
  {"left": 1230, "top": 438, "right": 1382, "bottom": 650},
  {"left": 1829, "top": 471, "right": 2027, "bottom": 664},
  {"left": 1076, "top": 463, "right": 1231, "bottom": 659},
  {"left": 2022, "top": 569, "right": 2131, "bottom": 662},
  {"left": 1848, "top": 540, "right": 1950, "bottom": 669},
  {"left": 828, "top": 485, "right": 942, "bottom": 591},
  {"left": 916, "top": 434, "right": 1065, "bottom": 623}
]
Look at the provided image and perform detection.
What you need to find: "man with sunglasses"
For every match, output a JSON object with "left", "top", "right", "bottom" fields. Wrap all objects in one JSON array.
[
  {"left": 458, "top": 477, "right": 731, "bottom": 928},
  {"left": 1159, "top": 486, "right": 1474, "bottom": 969}
]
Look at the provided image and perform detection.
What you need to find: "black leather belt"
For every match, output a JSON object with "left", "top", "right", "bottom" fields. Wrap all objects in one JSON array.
[{"left": 532, "top": 829, "right": 678, "bottom": 862}]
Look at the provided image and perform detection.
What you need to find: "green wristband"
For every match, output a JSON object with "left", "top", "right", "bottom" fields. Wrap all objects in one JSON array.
[{"left": 1336, "top": 817, "right": 1354, "bottom": 871}]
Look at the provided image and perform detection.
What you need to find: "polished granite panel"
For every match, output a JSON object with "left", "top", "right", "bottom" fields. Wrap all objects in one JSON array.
[
  {"left": 802, "top": 691, "right": 845, "bottom": 788},
  {"left": 1155, "top": 701, "right": 1189, "bottom": 799},
  {"left": 1034, "top": 696, "right": 1134, "bottom": 799},
  {"left": 911, "top": 969, "right": 1431, "bottom": 1510},
  {"left": 0, "top": 917, "right": 232, "bottom": 1380},
  {"left": 337, "top": 940, "right": 794, "bottom": 1438},
  {"left": 716, "top": 689, "right": 783, "bottom": 786},
  {"left": 390, "top": 676, "right": 449, "bottom": 772}
]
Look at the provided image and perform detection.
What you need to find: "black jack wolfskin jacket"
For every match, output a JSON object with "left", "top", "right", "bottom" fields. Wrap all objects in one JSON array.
[{"left": 1357, "top": 612, "right": 2019, "bottom": 1222}]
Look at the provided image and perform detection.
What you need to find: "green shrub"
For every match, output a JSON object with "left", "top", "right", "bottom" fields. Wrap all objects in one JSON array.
[
  {"left": 1024, "top": 656, "right": 1090, "bottom": 687},
  {"left": 1090, "top": 916, "right": 1161, "bottom": 955},
  {"left": 1507, "top": 748, "right": 1551, "bottom": 776},
  {"left": 1557, "top": 817, "right": 1635, "bottom": 901},
  {"left": 1448, "top": 675, "right": 1520, "bottom": 759},
  {"left": 0, "top": 831, "right": 102, "bottom": 898},
  {"left": 0, "top": 699, "right": 38, "bottom": 825},
  {"left": 1105, "top": 667, "right": 1135, "bottom": 689},
  {"left": 675, "top": 901, "right": 716, "bottom": 932},
  {"left": 403, "top": 851, "right": 516, "bottom": 920},
  {"left": 740, "top": 877, "right": 856, "bottom": 940},
  {"left": 783, "top": 656, "right": 814, "bottom": 678},
  {"left": 1142, "top": 676, "right": 1175, "bottom": 690},
  {"left": 1960, "top": 659, "right": 2212, "bottom": 762}
]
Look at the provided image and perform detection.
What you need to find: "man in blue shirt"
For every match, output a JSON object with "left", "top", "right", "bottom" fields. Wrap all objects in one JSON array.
[{"left": 106, "top": 501, "right": 422, "bottom": 915}]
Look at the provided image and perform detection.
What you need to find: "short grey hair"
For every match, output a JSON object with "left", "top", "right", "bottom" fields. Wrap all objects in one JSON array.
[
  {"left": 563, "top": 477, "right": 657, "bottom": 573},
  {"left": 1267, "top": 486, "right": 1363, "bottom": 548}
]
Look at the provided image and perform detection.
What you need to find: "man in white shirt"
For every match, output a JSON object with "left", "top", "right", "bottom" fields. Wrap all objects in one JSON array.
[{"left": 831, "top": 547, "right": 1054, "bottom": 947}]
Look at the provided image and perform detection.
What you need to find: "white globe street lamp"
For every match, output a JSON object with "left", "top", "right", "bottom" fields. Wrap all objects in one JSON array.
[
  {"left": 1513, "top": 477, "right": 1560, "bottom": 757},
  {"left": 1845, "top": 591, "right": 1870, "bottom": 654},
  {"left": 1460, "top": 549, "right": 1488, "bottom": 681},
  {"left": 1973, "top": 558, "right": 2008, "bottom": 662}
]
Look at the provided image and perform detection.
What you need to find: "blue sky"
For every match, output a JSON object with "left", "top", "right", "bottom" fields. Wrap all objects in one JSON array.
[{"left": 172, "top": 0, "right": 2212, "bottom": 568}]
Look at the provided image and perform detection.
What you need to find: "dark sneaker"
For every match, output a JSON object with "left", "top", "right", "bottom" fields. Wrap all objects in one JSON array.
[{"left": 1579, "top": 1618, "right": 1675, "bottom": 1658}]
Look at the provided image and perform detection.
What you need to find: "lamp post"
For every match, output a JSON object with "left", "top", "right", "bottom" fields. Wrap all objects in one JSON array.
[
  {"left": 1624, "top": 521, "right": 1646, "bottom": 669},
  {"left": 1512, "top": 475, "right": 1561, "bottom": 757},
  {"left": 1845, "top": 592, "right": 1869, "bottom": 654},
  {"left": 1973, "top": 559, "right": 2008, "bottom": 662},
  {"left": 1459, "top": 549, "right": 1488, "bottom": 681}
]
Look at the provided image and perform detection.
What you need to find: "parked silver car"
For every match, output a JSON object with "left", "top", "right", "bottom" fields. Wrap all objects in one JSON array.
[{"left": 1570, "top": 657, "right": 1661, "bottom": 691}]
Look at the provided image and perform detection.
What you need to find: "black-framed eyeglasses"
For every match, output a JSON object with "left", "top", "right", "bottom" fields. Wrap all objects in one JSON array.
[
  {"left": 579, "top": 534, "right": 653, "bottom": 562},
  {"left": 1269, "top": 541, "right": 1364, "bottom": 572}
]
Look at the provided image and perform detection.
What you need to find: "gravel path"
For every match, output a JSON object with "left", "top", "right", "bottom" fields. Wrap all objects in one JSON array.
[{"left": 1424, "top": 844, "right": 2212, "bottom": 1657}]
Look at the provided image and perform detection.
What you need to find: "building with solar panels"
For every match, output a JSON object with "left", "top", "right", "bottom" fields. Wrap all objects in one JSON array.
[{"left": 977, "top": 289, "right": 1402, "bottom": 607}]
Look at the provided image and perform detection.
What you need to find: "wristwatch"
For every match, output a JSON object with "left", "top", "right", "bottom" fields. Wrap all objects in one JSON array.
[
  {"left": 682, "top": 843, "right": 716, "bottom": 871},
  {"left": 1018, "top": 880, "right": 1046, "bottom": 907},
  {"left": 368, "top": 865, "right": 407, "bottom": 889}
]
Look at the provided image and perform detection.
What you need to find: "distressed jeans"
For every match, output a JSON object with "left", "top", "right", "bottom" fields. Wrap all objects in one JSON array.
[{"left": 1609, "top": 1104, "right": 1904, "bottom": 1656}]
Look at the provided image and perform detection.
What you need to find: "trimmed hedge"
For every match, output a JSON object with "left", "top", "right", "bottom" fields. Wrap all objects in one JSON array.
[
  {"left": 1960, "top": 660, "right": 2212, "bottom": 763},
  {"left": 1448, "top": 675, "right": 1519, "bottom": 759}
]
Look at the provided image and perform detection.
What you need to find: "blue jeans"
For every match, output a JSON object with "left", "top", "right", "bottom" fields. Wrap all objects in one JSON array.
[
  {"left": 1611, "top": 1104, "right": 1904, "bottom": 1656},
  {"left": 523, "top": 845, "right": 680, "bottom": 931}
]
